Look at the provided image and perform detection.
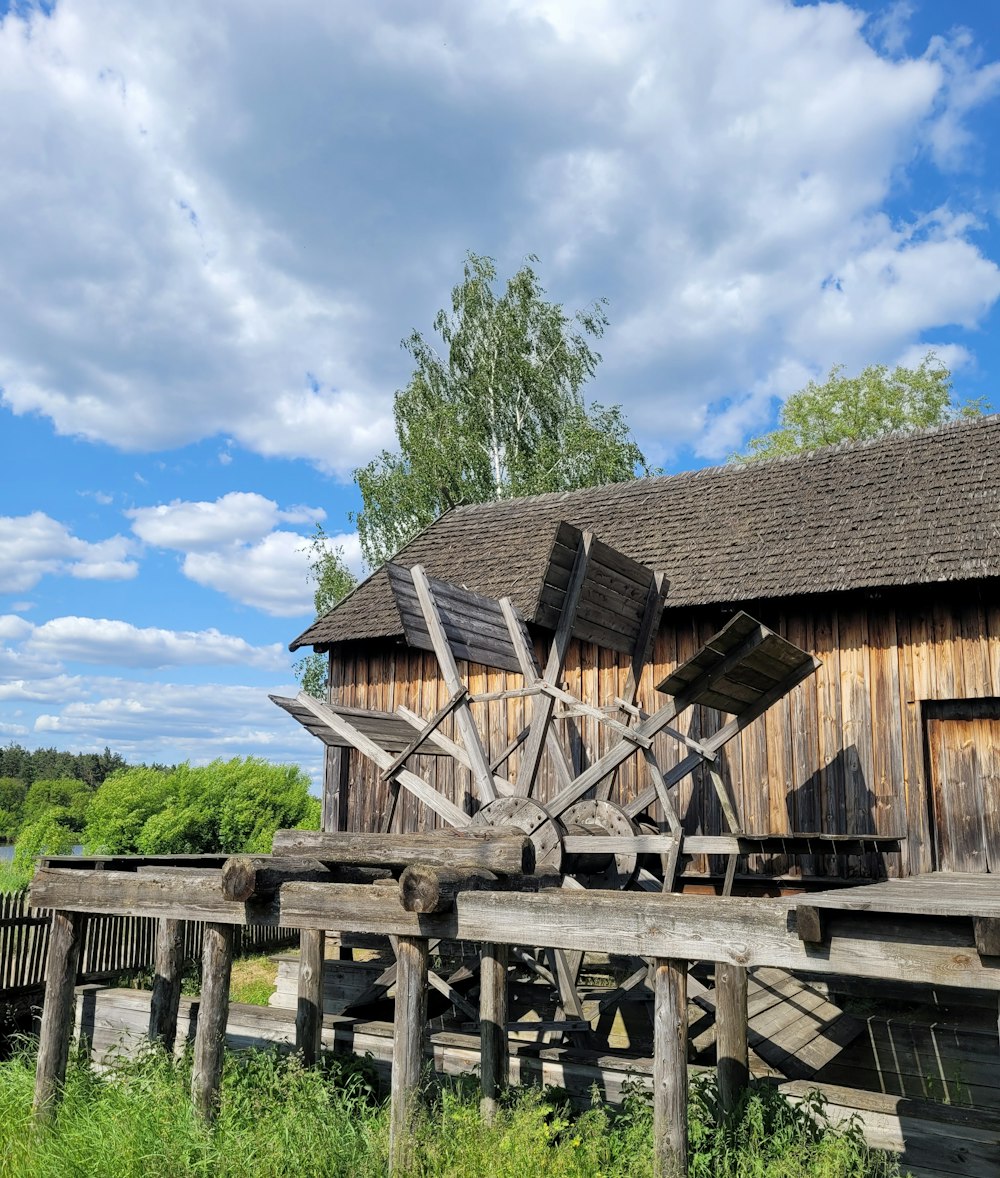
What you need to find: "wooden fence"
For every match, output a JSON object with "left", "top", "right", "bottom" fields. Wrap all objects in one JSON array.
[{"left": 0, "top": 890, "right": 296, "bottom": 1000}]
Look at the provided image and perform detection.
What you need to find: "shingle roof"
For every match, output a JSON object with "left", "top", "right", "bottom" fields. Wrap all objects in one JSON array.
[{"left": 291, "top": 414, "right": 1000, "bottom": 651}]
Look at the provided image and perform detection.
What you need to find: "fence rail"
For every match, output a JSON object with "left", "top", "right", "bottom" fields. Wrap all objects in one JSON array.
[{"left": 0, "top": 890, "right": 296, "bottom": 999}]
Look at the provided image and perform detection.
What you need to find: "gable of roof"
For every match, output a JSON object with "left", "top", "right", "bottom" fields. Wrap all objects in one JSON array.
[{"left": 291, "top": 414, "right": 1000, "bottom": 651}]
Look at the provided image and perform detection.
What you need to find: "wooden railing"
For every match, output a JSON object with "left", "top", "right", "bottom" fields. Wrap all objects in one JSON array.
[{"left": 0, "top": 890, "right": 296, "bottom": 998}]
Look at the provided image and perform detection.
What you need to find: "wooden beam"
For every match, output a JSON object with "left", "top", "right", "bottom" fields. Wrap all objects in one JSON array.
[
  {"left": 515, "top": 532, "right": 592, "bottom": 796},
  {"left": 498, "top": 597, "right": 575, "bottom": 795},
  {"left": 653, "top": 958, "right": 688, "bottom": 1178},
  {"left": 479, "top": 942, "right": 509, "bottom": 1124},
  {"left": 295, "top": 929, "right": 325, "bottom": 1066},
  {"left": 409, "top": 565, "right": 497, "bottom": 805},
  {"left": 395, "top": 705, "right": 516, "bottom": 796},
  {"left": 191, "top": 922, "right": 234, "bottom": 1123},
  {"left": 398, "top": 865, "right": 498, "bottom": 914},
  {"left": 148, "top": 917, "right": 184, "bottom": 1051},
  {"left": 291, "top": 691, "right": 473, "bottom": 828},
  {"left": 379, "top": 687, "right": 469, "bottom": 782},
  {"left": 29, "top": 868, "right": 1000, "bottom": 989},
  {"left": 221, "top": 855, "right": 334, "bottom": 902},
  {"left": 715, "top": 963, "right": 748, "bottom": 1116},
  {"left": 271, "top": 830, "right": 534, "bottom": 874},
  {"left": 390, "top": 936, "right": 428, "bottom": 1174},
  {"left": 33, "top": 910, "right": 85, "bottom": 1120}
]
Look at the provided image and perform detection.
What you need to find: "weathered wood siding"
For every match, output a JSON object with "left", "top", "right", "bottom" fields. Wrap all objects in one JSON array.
[{"left": 324, "top": 586, "right": 1000, "bottom": 879}]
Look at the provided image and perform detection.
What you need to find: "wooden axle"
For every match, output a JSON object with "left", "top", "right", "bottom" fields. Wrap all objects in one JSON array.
[
  {"left": 398, "top": 865, "right": 498, "bottom": 913},
  {"left": 220, "top": 856, "right": 391, "bottom": 902},
  {"left": 271, "top": 828, "right": 535, "bottom": 875}
]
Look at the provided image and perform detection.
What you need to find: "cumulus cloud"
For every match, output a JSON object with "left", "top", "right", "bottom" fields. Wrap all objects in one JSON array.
[
  {"left": 22, "top": 616, "right": 288, "bottom": 670},
  {"left": 125, "top": 492, "right": 362, "bottom": 615},
  {"left": 0, "top": 0, "right": 997, "bottom": 469},
  {"left": 127, "top": 492, "right": 324, "bottom": 550},
  {"left": 26, "top": 677, "right": 321, "bottom": 773},
  {"left": 0, "top": 512, "right": 137, "bottom": 592}
]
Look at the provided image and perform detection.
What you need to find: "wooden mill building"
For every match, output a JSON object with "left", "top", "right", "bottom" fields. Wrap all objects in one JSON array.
[{"left": 291, "top": 414, "right": 1000, "bottom": 885}]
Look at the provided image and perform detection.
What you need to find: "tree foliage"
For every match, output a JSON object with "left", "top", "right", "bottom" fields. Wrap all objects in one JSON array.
[
  {"left": 353, "top": 252, "right": 651, "bottom": 568},
  {"left": 84, "top": 758, "right": 320, "bottom": 856},
  {"left": 294, "top": 526, "right": 359, "bottom": 698},
  {"left": 735, "top": 354, "right": 988, "bottom": 462}
]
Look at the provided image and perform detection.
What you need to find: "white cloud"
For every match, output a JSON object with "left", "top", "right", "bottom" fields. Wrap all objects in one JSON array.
[
  {"left": 25, "top": 677, "right": 322, "bottom": 776},
  {"left": 0, "top": 0, "right": 997, "bottom": 468},
  {"left": 0, "top": 615, "right": 33, "bottom": 641},
  {"left": 124, "top": 492, "right": 362, "bottom": 615},
  {"left": 127, "top": 492, "right": 324, "bottom": 550},
  {"left": 10, "top": 615, "right": 288, "bottom": 671},
  {"left": 181, "top": 528, "right": 363, "bottom": 616},
  {"left": 0, "top": 512, "right": 137, "bottom": 592}
]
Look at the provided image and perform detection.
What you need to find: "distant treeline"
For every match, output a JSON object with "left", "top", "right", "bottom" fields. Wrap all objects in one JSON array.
[{"left": 0, "top": 742, "right": 172, "bottom": 788}]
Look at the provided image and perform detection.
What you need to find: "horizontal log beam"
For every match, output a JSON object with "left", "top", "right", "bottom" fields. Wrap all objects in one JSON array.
[
  {"left": 399, "top": 866, "right": 498, "bottom": 913},
  {"left": 28, "top": 867, "right": 1000, "bottom": 989},
  {"left": 271, "top": 829, "right": 534, "bottom": 874}
]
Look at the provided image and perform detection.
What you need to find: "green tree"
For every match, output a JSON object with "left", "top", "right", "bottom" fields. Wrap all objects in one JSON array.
[
  {"left": 22, "top": 778, "right": 94, "bottom": 834},
  {"left": 0, "top": 778, "right": 26, "bottom": 842},
  {"left": 12, "top": 809, "right": 76, "bottom": 877},
  {"left": 353, "top": 252, "right": 651, "bottom": 568},
  {"left": 735, "top": 354, "right": 988, "bottom": 462},
  {"left": 294, "top": 526, "right": 359, "bottom": 697}
]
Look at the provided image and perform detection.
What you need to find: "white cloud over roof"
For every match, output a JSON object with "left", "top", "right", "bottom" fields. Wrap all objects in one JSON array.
[{"left": 0, "top": 0, "right": 996, "bottom": 470}]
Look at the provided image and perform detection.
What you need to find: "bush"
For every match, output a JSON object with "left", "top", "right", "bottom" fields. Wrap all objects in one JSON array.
[
  {"left": 11, "top": 808, "right": 76, "bottom": 876},
  {"left": 84, "top": 758, "right": 319, "bottom": 856}
]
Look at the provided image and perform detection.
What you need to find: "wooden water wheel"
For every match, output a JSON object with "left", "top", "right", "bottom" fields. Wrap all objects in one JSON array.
[{"left": 273, "top": 522, "right": 820, "bottom": 1046}]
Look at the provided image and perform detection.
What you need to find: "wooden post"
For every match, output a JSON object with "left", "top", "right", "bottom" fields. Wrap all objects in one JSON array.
[
  {"left": 715, "top": 962, "right": 749, "bottom": 1117},
  {"left": 479, "top": 941, "right": 509, "bottom": 1123},
  {"left": 296, "top": 928, "right": 326, "bottom": 1066},
  {"left": 652, "top": 957, "right": 688, "bottom": 1178},
  {"left": 389, "top": 935, "right": 428, "bottom": 1174},
  {"left": 191, "top": 922, "right": 234, "bottom": 1123},
  {"left": 148, "top": 917, "right": 185, "bottom": 1052},
  {"left": 33, "top": 910, "right": 85, "bottom": 1120}
]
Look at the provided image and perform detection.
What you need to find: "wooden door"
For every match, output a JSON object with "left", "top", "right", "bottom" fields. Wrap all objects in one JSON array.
[{"left": 926, "top": 701, "right": 1000, "bottom": 872}]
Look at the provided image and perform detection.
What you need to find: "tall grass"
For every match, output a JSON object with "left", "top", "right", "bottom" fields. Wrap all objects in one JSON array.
[{"left": 0, "top": 1047, "right": 900, "bottom": 1178}]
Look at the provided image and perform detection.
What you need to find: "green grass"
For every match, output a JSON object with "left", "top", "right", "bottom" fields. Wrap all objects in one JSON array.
[{"left": 0, "top": 1046, "right": 901, "bottom": 1178}]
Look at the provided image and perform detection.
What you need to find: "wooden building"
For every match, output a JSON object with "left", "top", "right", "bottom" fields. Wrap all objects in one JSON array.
[{"left": 290, "top": 415, "right": 1000, "bottom": 883}]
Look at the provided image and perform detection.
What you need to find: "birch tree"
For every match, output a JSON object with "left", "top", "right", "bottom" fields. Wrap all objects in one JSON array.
[
  {"left": 354, "top": 252, "right": 650, "bottom": 568},
  {"left": 735, "top": 354, "right": 986, "bottom": 461}
]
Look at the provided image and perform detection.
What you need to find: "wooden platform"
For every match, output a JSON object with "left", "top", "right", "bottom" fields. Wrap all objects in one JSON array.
[{"left": 794, "top": 871, "right": 1000, "bottom": 957}]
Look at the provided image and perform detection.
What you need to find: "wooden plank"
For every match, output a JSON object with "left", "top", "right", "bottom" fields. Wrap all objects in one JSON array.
[
  {"left": 380, "top": 688, "right": 468, "bottom": 781},
  {"left": 390, "top": 936, "right": 428, "bottom": 1174},
  {"left": 191, "top": 923, "right": 234, "bottom": 1123},
  {"left": 653, "top": 958, "right": 688, "bottom": 1178}
]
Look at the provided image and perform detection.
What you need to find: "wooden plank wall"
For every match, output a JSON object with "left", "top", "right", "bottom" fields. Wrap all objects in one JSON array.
[{"left": 325, "top": 586, "right": 1000, "bottom": 879}]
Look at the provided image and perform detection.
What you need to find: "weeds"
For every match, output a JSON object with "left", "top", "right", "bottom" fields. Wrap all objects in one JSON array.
[{"left": 0, "top": 1048, "right": 900, "bottom": 1178}]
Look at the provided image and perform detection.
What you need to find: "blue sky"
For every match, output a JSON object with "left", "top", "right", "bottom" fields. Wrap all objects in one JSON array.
[{"left": 1, "top": 0, "right": 999, "bottom": 785}]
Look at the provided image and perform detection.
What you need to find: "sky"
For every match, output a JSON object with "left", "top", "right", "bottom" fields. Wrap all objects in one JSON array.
[{"left": 1, "top": 0, "right": 999, "bottom": 787}]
